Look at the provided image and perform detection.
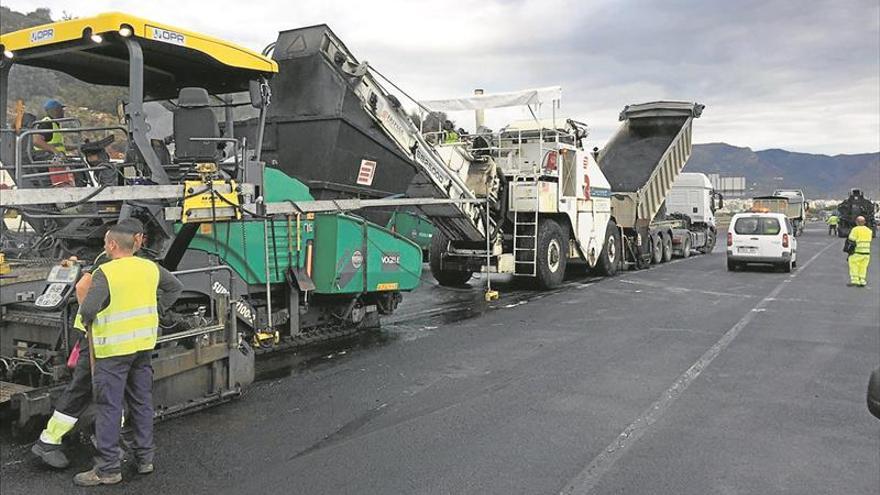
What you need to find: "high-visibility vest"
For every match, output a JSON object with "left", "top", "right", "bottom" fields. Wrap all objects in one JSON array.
[
  {"left": 848, "top": 225, "right": 873, "bottom": 255},
  {"left": 34, "top": 117, "right": 74, "bottom": 186},
  {"left": 33, "top": 117, "right": 66, "bottom": 152},
  {"left": 827, "top": 215, "right": 838, "bottom": 226},
  {"left": 90, "top": 257, "right": 160, "bottom": 358}
]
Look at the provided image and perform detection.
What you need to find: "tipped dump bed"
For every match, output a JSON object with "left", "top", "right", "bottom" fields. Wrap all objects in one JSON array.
[
  {"left": 598, "top": 101, "right": 703, "bottom": 227},
  {"left": 599, "top": 101, "right": 703, "bottom": 192}
]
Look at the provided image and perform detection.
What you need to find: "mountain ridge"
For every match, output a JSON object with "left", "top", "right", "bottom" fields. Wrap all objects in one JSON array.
[{"left": 686, "top": 143, "right": 879, "bottom": 199}]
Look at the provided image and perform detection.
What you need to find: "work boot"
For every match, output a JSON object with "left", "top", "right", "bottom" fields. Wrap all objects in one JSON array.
[
  {"left": 136, "top": 462, "right": 154, "bottom": 475},
  {"left": 73, "top": 468, "right": 122, "bottom": 487},
  {"left": 31, "top": 440, "right": 70, "bottom": 469}
]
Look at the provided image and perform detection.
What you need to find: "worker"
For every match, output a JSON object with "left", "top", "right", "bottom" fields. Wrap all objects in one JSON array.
[
  {"left": 847, "top": 216, "right": 872, "bottom": 287},
  {"left": 442, "top": 120, "right": 459, "bottom": 144},
  {"left": 827, "top": 213, "right": 839, "bottom": 236},
  {"left": 30, "top": 254, "right": 105, "bottom": 468},
  {"left": 31, "top": 227, "right": 147, "bottom": 468},
  {"left": 32, "top": 99, "right": 74, "bottom": 186},
  {"left": 73, "top": 219, "right": 182, "bottom": 486}
]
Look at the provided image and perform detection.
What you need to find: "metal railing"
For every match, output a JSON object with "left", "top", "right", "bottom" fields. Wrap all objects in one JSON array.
[{"left": 0, "top": 125, "right": 129, "bottom": 184}]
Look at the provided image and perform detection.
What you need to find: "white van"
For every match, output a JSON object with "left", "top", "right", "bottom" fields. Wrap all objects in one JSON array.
[{"left": 726, "top": 212, "right": 797, "bottom": 272}]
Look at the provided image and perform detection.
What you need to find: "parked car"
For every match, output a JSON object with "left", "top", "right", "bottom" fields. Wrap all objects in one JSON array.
[{"left": 726, "top": 212, "right": 797, "bottom": 272}]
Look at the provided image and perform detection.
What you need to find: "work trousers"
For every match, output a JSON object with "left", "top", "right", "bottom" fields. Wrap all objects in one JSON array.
[
  {"left": 828, "top": 225, "right": 837, "bottom": 236},
  {"left": 94, "top": 350, "right": 154, "bottom": 475},
  {"left": 38, "top": 335, "right": 91, "bottom": 445},
  {"left": 849, "top": 253, "right": 870, "bottom": 286}
]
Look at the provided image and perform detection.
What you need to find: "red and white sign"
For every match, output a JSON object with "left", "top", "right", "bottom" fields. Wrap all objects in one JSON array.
[{"left": 357, "top": 159, "right": 377, "bottom": 186}]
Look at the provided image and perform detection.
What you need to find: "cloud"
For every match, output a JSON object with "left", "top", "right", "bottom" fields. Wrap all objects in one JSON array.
[{"left": 3, "top": 0, "right": 878, "bottom": 153}]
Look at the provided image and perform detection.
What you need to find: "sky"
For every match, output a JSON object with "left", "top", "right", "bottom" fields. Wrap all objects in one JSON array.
[{"left": 4, "top": 0, "right": 879, "bottom": 155}]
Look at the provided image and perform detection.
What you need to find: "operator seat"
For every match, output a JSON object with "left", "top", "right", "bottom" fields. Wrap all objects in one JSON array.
[{"left": 173, "top": 87, "right": 220, "bottom": 162}]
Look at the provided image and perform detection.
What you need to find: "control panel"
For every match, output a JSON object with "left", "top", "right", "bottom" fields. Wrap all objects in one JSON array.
[{"left": 34, "top": 263, "right": 82, "bottom": 311}]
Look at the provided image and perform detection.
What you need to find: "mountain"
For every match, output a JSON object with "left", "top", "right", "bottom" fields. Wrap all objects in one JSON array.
[{"left": 686, "top": 143, "right": 880, "bottom": 199}]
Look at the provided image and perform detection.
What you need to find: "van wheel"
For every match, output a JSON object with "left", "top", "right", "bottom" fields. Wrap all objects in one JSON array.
[
  {"left": 651, "top": 234, "right": 663, "bottom": 264},
  {"left": 661, "top": 233, "right": 673, "bottom": 262},
  {"left": 781, "top": 260, "right": 793, "bottom": 273},
  {"left": 726, "top": 259, "right": 738, "bottom": 271},
  {"left": 535, "top": 219, "right": 567, "bottom": 289},
  {"left": 429, "top": 231, "right": 473, "bottom": 287},
  {"left": 596, "top": 221, "right": 621, "bottom": 276}
]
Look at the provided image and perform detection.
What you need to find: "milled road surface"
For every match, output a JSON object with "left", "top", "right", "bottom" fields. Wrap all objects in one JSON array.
[{"left": 2, "top": 223, "right": 878, "bottom": 494}]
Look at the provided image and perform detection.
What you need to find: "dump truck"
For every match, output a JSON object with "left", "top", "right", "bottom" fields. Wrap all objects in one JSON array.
[
  {"left": 0, "top": 13, "right": 437, "bottom": 432},
  {"left": 773, "top": 189, "right": 807, "bottom": 235},
  {"left": 837, "top": 189, "right": 877, "bottom": 237},
  {"left": 242, "top": 26, "right": 704, "bottom": 290},
  {"left": 751, "top": 196, "right": 789, "bottom": 216}
]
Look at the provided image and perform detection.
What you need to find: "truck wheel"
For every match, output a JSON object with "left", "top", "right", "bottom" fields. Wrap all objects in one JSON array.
[
  {"left": 597, "top": 221, "right": 621, "bottom": 276},
  {"left": 535, "top": 219, "right": 567, "bottom": 289},
  {"left": 661, "top": 233, "right": 673, "bottom": 262},
  {"left": 700, "top": 231, "right": 716, "bottom": 254},
  {"left": 429, "top": 231, "right": 473, "bottom": 287},
  {"left": 651, "top": 234, "right": 663, "bottom": 264},
  {"left": 681, "top": 237, "right": 692, "bottom": 258}
]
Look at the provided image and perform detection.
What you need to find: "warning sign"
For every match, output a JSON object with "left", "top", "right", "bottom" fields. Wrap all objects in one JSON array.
[{"left": 357, "top": 160, "right": 377, "bottom": 186}]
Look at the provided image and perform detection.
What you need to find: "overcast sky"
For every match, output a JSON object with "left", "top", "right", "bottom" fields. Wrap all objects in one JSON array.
[{"left": 5, "top": 0, "right": 879, "bottom": 154}]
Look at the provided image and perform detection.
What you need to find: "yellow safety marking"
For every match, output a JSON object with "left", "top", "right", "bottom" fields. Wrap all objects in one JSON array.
[{"left": 0, "top": 12, "right": 278, "bottom": 74}]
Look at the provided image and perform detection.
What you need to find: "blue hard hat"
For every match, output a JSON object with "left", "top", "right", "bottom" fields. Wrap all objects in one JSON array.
[{"left": 44, "top": 99, "right": 65, "bottom": 110}]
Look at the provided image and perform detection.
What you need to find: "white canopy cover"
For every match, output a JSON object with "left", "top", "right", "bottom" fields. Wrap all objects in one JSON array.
[{"left": 420, "top": 86, "right": 562, "bottom": 112}]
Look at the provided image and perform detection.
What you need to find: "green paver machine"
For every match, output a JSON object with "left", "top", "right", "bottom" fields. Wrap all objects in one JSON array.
[{"left": 0, "top": 13, "right": 426, "bottom": 431}]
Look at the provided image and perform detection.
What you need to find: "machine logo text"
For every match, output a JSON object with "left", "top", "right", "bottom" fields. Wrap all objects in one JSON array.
[
  {"left": 30, "top": 28, "right": 54, "bottom": 44},
  {"left": 149, "top": 26, "right": 186, "bottom": 46}
]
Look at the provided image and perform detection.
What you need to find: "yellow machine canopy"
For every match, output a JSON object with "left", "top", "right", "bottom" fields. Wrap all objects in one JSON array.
[{"left": 0, "top": 12, "right": 278, "bottom": 98}]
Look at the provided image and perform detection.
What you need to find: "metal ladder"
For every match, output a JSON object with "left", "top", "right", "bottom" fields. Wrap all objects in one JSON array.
[{"left": 512, "top": 176, "right": 539, "bottom": 276}]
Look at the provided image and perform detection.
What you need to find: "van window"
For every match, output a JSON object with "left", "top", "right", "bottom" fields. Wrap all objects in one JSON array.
[{"left": 734, "top": 216, "right": 781, "bottom": 235}]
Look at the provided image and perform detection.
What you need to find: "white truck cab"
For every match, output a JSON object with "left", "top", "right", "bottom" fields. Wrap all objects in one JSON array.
[{"left": 666, "top": 173, "right": 720, "bottom": 226}]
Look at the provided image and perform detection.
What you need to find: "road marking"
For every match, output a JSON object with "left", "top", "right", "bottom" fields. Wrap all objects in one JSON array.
[{"left": 559, "top": 238, "right": 837, "bottom": 495}]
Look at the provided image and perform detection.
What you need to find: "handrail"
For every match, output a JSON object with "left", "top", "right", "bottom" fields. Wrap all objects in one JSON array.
[{"left": 10, "top": 125, "right": 129, "bottom": 184}]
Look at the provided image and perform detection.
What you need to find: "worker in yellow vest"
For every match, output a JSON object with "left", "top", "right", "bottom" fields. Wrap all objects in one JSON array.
[
  {"left": 73, "top": 219, "right": 182, "bottom": 486},
  {"left": 826, "top": 214, "right": 839, "bottom": 236},
  {"left": 32, "top": 99, "right": 75, "bottom": 186},
  {"left": 847, "top": 216, "right": 873, "bottom": 287},
  {"left": 442, "top": 120, "right": 460, "bottom": 143}
]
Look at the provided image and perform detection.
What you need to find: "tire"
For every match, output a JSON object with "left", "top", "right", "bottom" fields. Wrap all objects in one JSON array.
[
  {"left": 681, "top": 236, "right": 692, "bottom": 258},
  {"left": 535, "top": 219, "right": 568, "bottom": 289},
  {"left": 727, "top": 259, "right": 737, "bottom": 271},
  {"left": 782, "top": 260, "right": 793, "bottom": 273},
  {"left": 651, "top": 234, "right": 663, "bottom": 264},
  {"left": 429, "top": 230, "right": 473, "bottom": 287},
  {"left": 699, "top": 230, "right": 717, "bottom": 254},
  {"left": 597, "top": 221, "right": 621, "bottom": 276},
  {"left": 661, "top": 233, "right": 673, "bottom": 263}
]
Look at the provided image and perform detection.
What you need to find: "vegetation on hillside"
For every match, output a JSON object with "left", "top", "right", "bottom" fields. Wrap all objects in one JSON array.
[{"left": 1, "top": 7, "right": 124, "bottom": 128}]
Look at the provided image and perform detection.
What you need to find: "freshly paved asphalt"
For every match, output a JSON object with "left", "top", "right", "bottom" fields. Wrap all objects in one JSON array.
[{"left": 1, "top": 223, "right": 877, "bottom": 494}]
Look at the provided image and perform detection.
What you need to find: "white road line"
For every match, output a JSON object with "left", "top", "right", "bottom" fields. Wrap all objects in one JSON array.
[{"left": 559, "top": 238, "right": 838, "bottom": 495}]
